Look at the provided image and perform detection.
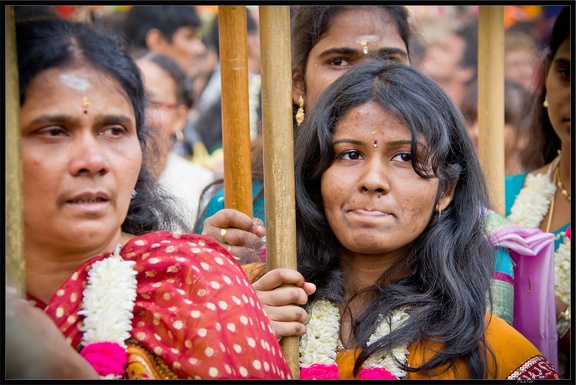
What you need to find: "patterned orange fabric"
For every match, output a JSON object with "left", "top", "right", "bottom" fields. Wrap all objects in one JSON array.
[
  {"left": 27, "top": 231, "right": 292, "bottom": 379},
  {"left": 335, "top": 312, "right": 559, "bottom": 379}
]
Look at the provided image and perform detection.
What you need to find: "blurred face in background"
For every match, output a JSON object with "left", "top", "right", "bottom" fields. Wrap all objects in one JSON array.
[
  {"left": 505, "top": 48, "right": 536, "bottom": 91},
  {"left": 150, "top": 26, "right": 207, "bottom": 78},
  {"left": 137, "top": 59, "right": 188, "bottom": 176}
]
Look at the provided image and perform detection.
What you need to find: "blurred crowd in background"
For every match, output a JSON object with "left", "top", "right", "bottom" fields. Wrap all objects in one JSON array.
[{"left": 48, "top": 5, "right": 565, "bottom": 170}]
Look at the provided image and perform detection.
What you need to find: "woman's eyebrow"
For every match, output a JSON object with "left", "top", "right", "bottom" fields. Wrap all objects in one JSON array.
[{"left": 317, "top": 47, "right": 361, "bottom": 59}]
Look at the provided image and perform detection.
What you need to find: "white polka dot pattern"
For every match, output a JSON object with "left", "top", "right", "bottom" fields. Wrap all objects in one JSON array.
[{"left": 27, "top": 231, "right": 291, "bottom": 379}]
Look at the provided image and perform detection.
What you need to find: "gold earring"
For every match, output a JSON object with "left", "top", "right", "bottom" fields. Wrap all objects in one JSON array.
[
  {"left": 543, "top": 96, "right": 549, "bottom": 108},
  {"left": 296, "top": 96, "right": 305, "bottom": 126}
]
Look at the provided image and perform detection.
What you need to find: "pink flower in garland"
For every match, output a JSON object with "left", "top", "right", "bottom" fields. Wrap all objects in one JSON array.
[
  {"left": 81, "top": 341, "right": 127, "bottom": 378},
  {"left": 359, "top": 367, "right": 398, "bottom": 379},
  {"left": 301, "top": 363, "right": 339, "bottom": 379},
  {"left": 566, "top": 226, "right": 570, "bottom": 240}
]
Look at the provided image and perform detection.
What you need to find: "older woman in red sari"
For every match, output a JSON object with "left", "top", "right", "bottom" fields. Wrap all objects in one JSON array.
[{"left": 5, "top": 13, "right": 291, "bottom": 380}]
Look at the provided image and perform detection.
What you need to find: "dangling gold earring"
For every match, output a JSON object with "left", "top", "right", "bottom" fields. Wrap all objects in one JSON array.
[
  {"left": 296, "top": 96, "right": 305, "bottom": 126},
  {"left": 543, "top": 95, "right": 549, "bottom": 108}
]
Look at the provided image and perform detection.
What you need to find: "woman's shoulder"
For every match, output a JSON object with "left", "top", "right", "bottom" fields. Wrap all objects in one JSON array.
[
  {"left": 406, "top": 313, "right": 559, "bottom": 379},
  {"left": 121, "top": 231, "right": 245, "bottom": 278},
  {"left": 484, "top": 314, "right": 559, "bottom": 379}
]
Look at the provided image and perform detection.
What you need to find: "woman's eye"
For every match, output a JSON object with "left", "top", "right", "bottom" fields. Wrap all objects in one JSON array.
[
  {"left": 101, "top": 126, "right": 127, "bottom": 137},
  {"left": 559, "top": 67, "right": 570, "bottom": 80},
  {"left": 338, "top": 150, "right": 362, "bottom": 160},
  {"left": 392, "top": 152, "right": 412, "bottom": 162},
  {"left": 328, "top": 57, "right": 352, "bottom": 67},
  {"left": 39, "top": 127, "right": 66, "bottom": 137}
]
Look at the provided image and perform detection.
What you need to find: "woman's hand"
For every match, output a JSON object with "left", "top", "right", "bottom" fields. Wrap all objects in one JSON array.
[
  {"left": 202, "top": 208, "right": 266, "bottom": 264},
  {"left": 5, "top": 286, "right": 99, "bottom": 379},
  {"left": 252, "top": 268, "right": 316, "bottom": 340}
]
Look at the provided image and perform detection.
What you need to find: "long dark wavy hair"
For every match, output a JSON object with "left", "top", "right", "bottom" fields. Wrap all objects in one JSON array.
[
  {"left": 294, "top": 59, "right": 496, "bottom": 378},
  {"left": 16, "top": 14, "right": 191, "bottom": 234}
]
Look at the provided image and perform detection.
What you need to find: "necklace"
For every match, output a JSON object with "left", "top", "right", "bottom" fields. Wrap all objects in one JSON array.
[
  {"left": 299, "top": 299, "right": 410, "bottom": 379},
  {"left": 556, "top": 165, "right": 571, "bottom": 201},
  {"left": 507, "top": 158, "right": 571, "bottom": 308},
  {"left": 78, "top": 243, "right": 138, "bottom": 378}
]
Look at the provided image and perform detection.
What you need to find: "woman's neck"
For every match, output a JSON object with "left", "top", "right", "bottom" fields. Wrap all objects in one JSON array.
[
  {"left": 339, "top": 250, "right": 408, "bottom": 297},
  {"left": 24, "top": 232, "right": 129, "bottom": 304},
  {"left": 558, "top": 147, "right": 571, "bottom": 197}
]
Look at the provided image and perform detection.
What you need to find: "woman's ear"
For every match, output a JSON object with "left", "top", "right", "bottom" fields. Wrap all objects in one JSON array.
[
  {"left": 292, "top": 69, "right": 305, "bottom": 105},
  {"left": 437, "top": 180, "right": 458, "bottom": 213}
]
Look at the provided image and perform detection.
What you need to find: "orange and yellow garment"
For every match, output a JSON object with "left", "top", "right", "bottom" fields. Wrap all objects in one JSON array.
[{"left": 243, "top": 262, "right": 559, "bottom": 380}]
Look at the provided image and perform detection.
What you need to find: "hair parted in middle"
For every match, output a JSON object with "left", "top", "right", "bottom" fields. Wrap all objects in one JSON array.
[{"left": 293, "top": 59, "right": 495, "bottom": 378}]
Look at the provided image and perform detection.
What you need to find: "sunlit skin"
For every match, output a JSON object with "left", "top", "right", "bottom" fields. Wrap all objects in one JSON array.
[
  {"left": 292, "top": 7, "right": 409, "bottom": 110},
  {"left": 321, "top": 102, "right": 454, "bottom": 287},
  {"left": 20, "top": 65, "right": 142, "bottom": 302}
]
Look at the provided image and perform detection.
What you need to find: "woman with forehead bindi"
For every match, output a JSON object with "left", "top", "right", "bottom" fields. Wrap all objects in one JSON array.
[
  {"left": 6, "top": 12, "right": 291, "bottom": 380},
  {"left": 259, "top": 59, "right": 560, "bottom": 379}
]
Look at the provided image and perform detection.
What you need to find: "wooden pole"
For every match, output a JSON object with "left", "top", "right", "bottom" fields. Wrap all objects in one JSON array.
[
  {"left": 478, "top": 6, "right": 505, "bottom": 215},
  {"left": 218, "top": 6, "right": 253, "bottom": 216},
  {"left": 5, "top": 5, "right": 26, "bottom": 297},
  {"left": 259, "top": 6, "right": 299, "bottom": 379}
]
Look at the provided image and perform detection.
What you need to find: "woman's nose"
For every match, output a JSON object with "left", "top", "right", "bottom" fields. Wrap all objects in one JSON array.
[
  {"left": 69, "top": 133, "right": 110, "bottom": 176},
  {"left": 359, "top": 160, "right": 390, "bottom": 195}
]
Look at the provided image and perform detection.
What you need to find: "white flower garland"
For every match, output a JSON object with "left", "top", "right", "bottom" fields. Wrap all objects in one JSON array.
[
  {"left": 78, "top": 243, "right": 138, "bottom": 378},
  {"left": 507, "top": 170, "right": 571, "bottom": 308},
  {"left": 508, "top": 173, "right": 557, "bottom": 229},
  {"left": 300, "top": 299, "right": 410, "bottom": 379},
  {"left": 555, "top": 236, "right": 571, "bottom": 306}
]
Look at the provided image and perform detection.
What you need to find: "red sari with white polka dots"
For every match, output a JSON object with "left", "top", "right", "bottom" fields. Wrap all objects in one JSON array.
[{"left": 26, "top": 231, "right": 292, "bottom": 379}]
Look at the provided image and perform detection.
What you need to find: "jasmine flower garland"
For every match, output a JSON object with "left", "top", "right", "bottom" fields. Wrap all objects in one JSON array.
[
  {"left": 300, "top": 299, "right": 409, "bottom": 379},
  {"left": 508, "top": 173, "right": 556, "bottom": 229},
  {"left": 78, "top": 243, "right": 138, "bottom": 379}
]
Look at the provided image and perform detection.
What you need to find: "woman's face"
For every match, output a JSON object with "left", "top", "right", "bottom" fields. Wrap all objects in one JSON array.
[
  {"left": 293, "top": 7, "right": 409, "bottom": 110},
  {"left": 545, "top": 37, "right": 571, "bottom": 147},
  {"left": 137, "top": 59, "right": 188, "bottom": 162},
  {"left": 20, "top": 65, "right": 142, "bottom": 251},
  {"left": 321, "top": 102, "right": 450, "bottom": 260}
]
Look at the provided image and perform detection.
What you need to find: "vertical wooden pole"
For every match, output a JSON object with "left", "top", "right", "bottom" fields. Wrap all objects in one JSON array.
[
  {"left": 478, "top": 6, "right": 505, "bottom": 215},
  {"left": 218, "top": 6, "right": 253, "bottom": 216},
  {"left": 259, "top": 6, "right": 299, "bottom": 379},
  {"left": 5, "top": 5, "right": 26, "bottom": 297}
]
